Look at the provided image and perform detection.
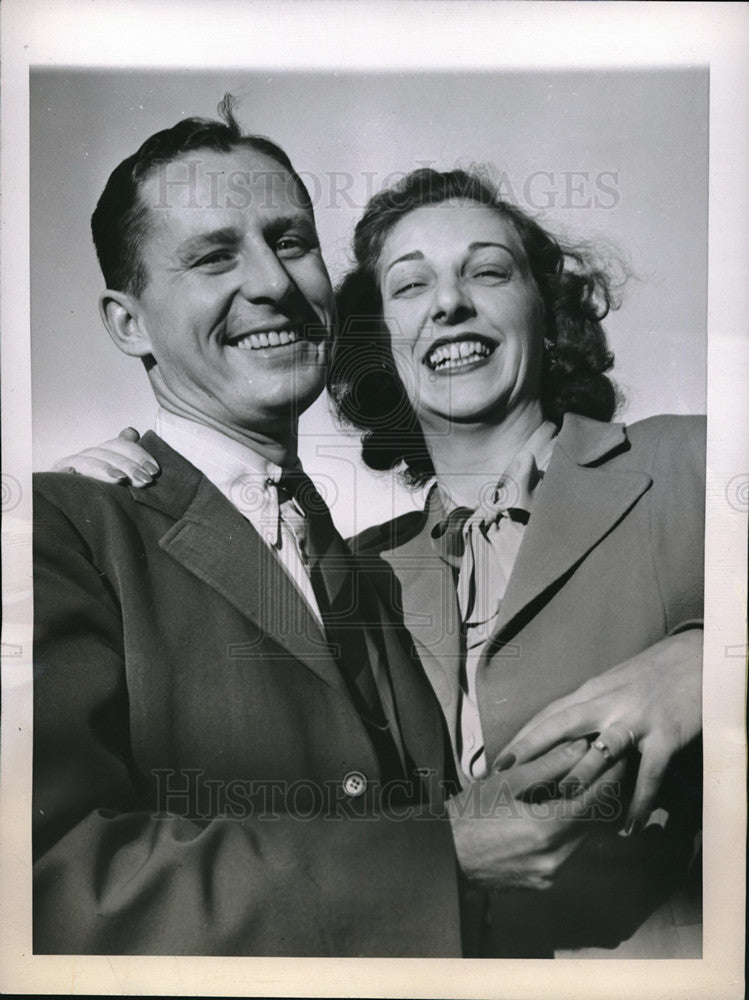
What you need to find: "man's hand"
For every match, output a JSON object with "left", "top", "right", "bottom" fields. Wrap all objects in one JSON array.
[
  {"left": 494, "top": 630, "right": 703, "bottom": 833},
  {"left": 448, "top": 739, "right": 626, "bottom": 891},
  {"left": 52, "top": 427, "right": 159, "bottom": 485}
]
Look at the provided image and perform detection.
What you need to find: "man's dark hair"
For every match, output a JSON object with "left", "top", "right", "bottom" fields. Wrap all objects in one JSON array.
[
  {"left": 91, "top": 94, "right": 311, "bottom": 296},
  {"left": 329, "top": 167, "right": 623, "bottom": 488}
]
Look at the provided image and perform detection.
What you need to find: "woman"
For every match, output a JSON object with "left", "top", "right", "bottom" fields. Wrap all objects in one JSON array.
[
  {"left": 329, "top": 167, "right": 704, "bottom": 957},
  {"left": 58, "top": 168, "right": 703, "bottom": 957}
]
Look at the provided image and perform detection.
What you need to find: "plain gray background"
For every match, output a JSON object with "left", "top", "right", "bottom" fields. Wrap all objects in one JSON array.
[{"left": 30, "top": 67, "right": 707, "bottom": 535}]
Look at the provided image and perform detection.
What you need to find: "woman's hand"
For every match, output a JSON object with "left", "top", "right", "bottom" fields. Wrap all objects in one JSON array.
[
  {"left": 53, "top": 427, "right": 159, "bottom": 486},
  {"left": 448, "top": 738, "right": 626, "bottom": 891},
  {"left": 493, "top": 629, "right": 703, "bottom": 833}
]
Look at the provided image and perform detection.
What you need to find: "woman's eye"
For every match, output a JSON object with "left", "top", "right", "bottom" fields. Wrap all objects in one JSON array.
[
  {"left": 392, "top": 279, "right": 427, "bottom": 297},
  {"left": 471, "top": 266, "right": 511, "bottom": 283}
]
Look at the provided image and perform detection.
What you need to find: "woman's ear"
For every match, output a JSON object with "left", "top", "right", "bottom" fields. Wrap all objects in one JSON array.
[{"left": 99, "top": 290, "right": 154, "bottom": 358}]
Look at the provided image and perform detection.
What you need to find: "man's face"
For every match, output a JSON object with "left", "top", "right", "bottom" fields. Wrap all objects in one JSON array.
[{"left": 127, "top": 147, "right": 334, "bottom": 438}]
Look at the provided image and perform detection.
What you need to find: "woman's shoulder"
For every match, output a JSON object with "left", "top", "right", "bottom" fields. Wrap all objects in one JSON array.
[
  {"left": 626, "top": 412, "right": 706, "bottom": 444},
  {"left": 624, "top": 413, "right": 706, "bottom": 470}
]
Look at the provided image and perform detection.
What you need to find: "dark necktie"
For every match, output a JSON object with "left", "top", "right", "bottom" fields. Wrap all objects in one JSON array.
[{"left": 277, "top": 470, "right": 405, "bottom": 781}]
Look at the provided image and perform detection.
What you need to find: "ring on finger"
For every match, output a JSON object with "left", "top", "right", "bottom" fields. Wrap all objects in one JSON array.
[{"left": 591, "top": 737, "right": 612, "bottom": 760}]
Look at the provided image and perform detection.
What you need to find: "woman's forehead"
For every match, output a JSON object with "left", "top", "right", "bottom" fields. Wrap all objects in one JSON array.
[{"left": 379, "top": 199, "right": 524, "bottom": 266}]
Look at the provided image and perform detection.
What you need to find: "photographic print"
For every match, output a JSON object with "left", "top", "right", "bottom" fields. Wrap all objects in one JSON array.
[{"left": 1, "top": 2, "right": 746, "bottom": 997}]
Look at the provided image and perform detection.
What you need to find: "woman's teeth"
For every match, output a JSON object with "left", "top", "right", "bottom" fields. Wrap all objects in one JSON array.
[
  {"left": 232, "top": 329, "right": 299, "bottom": 350},
  {"left": 426, "top": 339, "right": 492, "bottom": 370}
]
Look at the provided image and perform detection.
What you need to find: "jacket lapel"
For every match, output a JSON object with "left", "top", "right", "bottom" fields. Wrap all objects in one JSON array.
[
  {"left": 491, "top": 414, "right": 653, "bottom": 639},
  {"left": 378, "top": 499, "right": 463, "bottom": 740},
  {"left": 129, "top": 433, "right": 346, "bottom": 696}
]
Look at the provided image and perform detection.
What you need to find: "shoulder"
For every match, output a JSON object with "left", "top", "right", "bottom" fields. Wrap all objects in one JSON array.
[
  {"left": 625, "top": 413, "right": 706, "bottom": 452},
  {"left": 349, "top": 508, "right": 428, "bottom": 555},
  {"left": 34, "top": 470, "right": 138, "bottom": 518},
  {"left": 623, "top": 414, "right": 706, "bottom": 480}
]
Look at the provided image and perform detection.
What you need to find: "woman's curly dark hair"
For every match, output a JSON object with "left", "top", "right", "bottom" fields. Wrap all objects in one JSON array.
[{"left": 328, "top": 167, "right": 622, "bottom": 488}]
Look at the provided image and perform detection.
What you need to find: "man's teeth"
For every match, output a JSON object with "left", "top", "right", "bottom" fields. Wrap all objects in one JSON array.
[
  {"left": 232, "top": 329, "right": 300, "bottom": 350},
  {"left": 426, "top": 340, "right": 492, "bottom": 370}
]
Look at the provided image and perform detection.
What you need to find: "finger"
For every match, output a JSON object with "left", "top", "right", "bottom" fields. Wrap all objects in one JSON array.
[
  {"left": 90, "top": 440, "right": 159, "bottom": 472},
  {"left": 563, "top": 758, "right": 628, "bottom": 825},
  {"left": 60, "top": 446, "right": 157, "bottom": 483},
  {"left": 55, "top": 453, "right": 149, "bottom": 484},
  {"left": 118, "top": 427, "right": 141, "bottom": 442},
  {"left": 53, "top": 455, "right": 130, "bottom": 481},
  {"left": 502, "top": 738, "right": 590, "bottom": 797},
  {"left": 624, "top": 741, "right": 670, "bottom": 833},
  {"left": 558, "top": 722, "right": 637, "bottom": 796},
  {"left": 495, "top": 705, "right": 597, "bottom": 769}
]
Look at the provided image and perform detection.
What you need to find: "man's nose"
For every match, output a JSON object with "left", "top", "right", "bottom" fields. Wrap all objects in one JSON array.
[
  {"left": 430, "top": 273, "right": 475, "bottom": 325},
  {"left": 237, "top": 246, "right": 296, "bottom": 306}
]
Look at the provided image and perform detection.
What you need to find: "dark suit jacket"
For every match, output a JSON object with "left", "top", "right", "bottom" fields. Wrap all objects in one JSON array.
[
  {"left": 353, "top": 414, "right": 705, "bottom": 955},
  {"left": 33, "top": 433, "right": 461, "bottom": 956}
]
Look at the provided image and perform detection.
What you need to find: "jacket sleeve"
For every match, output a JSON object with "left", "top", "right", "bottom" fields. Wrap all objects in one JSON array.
[
  {"left": 33, "top": 487, "right": 461, "bottom": 957},
  {"left": 646, "top": 415, "right": 706, "bottom": 634}
]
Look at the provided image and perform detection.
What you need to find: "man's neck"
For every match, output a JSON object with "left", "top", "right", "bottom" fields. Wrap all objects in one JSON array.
[{"left": 156, "top": 402, "right": 299, "bottom": 468}]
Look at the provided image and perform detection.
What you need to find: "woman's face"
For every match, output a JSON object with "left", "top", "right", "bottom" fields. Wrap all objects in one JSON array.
[{"left": 377, "top": 199, "right": 546, "bottom": 428}]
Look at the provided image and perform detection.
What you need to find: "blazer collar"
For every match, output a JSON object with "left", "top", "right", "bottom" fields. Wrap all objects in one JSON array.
[
  {"left": 378, "top": 412, "right": 652, "bottom": 662},
  {"left": 376, "top": 497, "right": 463, "bottom": 740},
  {"left": 491, "top": 413, "right": 652, "bottom": 636},
  {"left": 128, "top": 432, "right": 346, "bottom": 696}
]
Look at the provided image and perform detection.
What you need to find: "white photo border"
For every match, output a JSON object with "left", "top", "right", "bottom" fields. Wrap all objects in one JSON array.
[{"left": 2, "top": 2, "right": 746, "bottom": 997}]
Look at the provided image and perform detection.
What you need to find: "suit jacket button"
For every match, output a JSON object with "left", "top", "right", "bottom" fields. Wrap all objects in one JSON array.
[{"left": 342, "top": 771, "right": 367, "bottom": 797}]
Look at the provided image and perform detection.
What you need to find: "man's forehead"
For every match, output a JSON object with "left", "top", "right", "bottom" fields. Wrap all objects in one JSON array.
[{"left": 139, "top": 146, "right": 307, "bottom": 218}]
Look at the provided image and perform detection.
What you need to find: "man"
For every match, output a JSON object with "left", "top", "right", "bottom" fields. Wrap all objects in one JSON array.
[{"left": 34, "top": 102, "right": 607, "bottom": 956}]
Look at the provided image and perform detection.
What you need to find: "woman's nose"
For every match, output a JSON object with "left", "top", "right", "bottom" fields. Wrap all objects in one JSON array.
[{"left": 430, "top": 273, "right": 474, "bottom": 325}]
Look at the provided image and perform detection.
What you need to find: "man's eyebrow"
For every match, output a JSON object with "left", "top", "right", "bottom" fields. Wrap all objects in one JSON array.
[
  {"left": 383, "top": 250, "right": 425, "bottom": 276},
  {"left": 175, "top": 227, "right": 242, "bottom": 258}
]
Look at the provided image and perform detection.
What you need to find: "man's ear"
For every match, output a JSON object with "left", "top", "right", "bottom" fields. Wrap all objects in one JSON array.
[{"left": 99, "top": 290, "right": 154, "bottom": 358}]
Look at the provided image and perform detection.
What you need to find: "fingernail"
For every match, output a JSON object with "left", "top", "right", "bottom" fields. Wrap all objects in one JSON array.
[
  {"left": 106, "top": 465, "right": 126, "bottom": 480},
  {"left": 62, "top": 466, "right": 78, "bottom": 475},
  {"left": 131, "top": 468, "right": 152, "bottom": 484},
  {"left": 623, "top": 818, "right": 638, "bottom": 836},
  {"left": 493, "top": 751, "right": 516, "bottom": 771},
  {"left": 142, "top": 461, "right": 159, "bottom": 475}
]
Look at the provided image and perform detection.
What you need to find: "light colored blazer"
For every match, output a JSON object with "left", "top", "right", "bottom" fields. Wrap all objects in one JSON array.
[
  {"left": 33, "top": 433, "right": 461, "bottom": 957},
  {"left": 353, "top": 413, "right": 705, "bottom": 955}
]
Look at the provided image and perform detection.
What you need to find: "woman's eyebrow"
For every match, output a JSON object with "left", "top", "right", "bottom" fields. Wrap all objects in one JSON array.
[
  {"left": 384, "top": 250, "right": 425, "bottom": 276},
  {"left": 467, "top": 241, "right": 517, "bottom": 258}
]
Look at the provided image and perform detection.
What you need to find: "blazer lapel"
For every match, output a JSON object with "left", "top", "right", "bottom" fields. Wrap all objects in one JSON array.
[
  {"left": 129, "top": 433, "right": 346, "bottom": 696},
  {"left": 378, "top": 499, "right": 463, "bottom": 740},
  {"left": 492, "top": 415, "right": 653, "bottom": 638}
]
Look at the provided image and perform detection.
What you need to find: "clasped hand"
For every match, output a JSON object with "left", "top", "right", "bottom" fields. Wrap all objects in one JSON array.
[
  {"left": 448, "top": 739, "right": 626, "bottom": 891},
  {"left": 494, "top": 630, "right": 703, "bottom": 833}
]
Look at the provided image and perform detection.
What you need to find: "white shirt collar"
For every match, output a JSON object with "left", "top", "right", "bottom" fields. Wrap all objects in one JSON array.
[{"left": 154, "top": 408, "right": 289, "bottom": 544}]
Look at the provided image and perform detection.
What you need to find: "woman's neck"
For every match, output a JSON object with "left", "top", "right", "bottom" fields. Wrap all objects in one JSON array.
[{"left": 425, "top": 400, "right": 546, "bottom": 508}]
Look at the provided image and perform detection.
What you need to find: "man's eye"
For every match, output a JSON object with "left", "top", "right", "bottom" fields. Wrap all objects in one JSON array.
[
  {"left": 195, "top": 250, "right": 235, "bottom": 268},
  {"left": 276, "top": 236, "right": 310, "bottom": 258}
]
